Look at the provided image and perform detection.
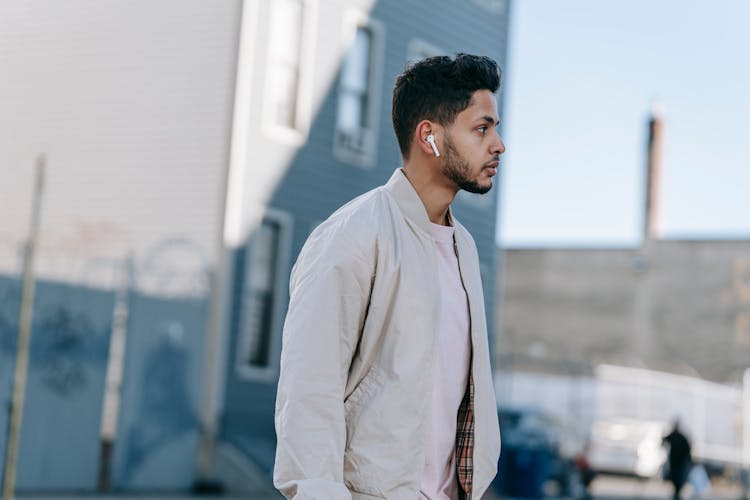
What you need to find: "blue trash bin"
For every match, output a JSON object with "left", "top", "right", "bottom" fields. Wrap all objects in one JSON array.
[
  {"left": 513, "top": 447, "right": 553, "bottom": 498},
  {"left": 494, "top": 441, "right": 555, "bottom": 498},
  {"left": 493, "top": 407, "right": 562, "bottom": 498}
]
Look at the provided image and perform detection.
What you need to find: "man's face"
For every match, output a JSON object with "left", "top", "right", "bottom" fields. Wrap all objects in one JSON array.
[{"left": 440, "top": 89, "right": 505, "bottom": 194}]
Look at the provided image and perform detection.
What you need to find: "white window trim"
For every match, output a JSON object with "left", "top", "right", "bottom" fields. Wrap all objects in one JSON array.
[
  {"left": 234, "top": 209, "right": 293, "bottom": 382},
  {"left": 262, "top": 0, "right": 318, "bottom": 146},
  {"left": 332, "top": 11, "right": 385, "bottom": 169}
]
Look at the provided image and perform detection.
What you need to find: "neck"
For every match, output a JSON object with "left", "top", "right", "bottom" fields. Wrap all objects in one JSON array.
[{"left": 402, "top": 161, "right": 458, "bottom": 226}]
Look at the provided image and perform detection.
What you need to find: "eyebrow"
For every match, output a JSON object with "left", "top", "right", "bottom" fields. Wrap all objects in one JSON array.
[{"left": 477, "top": 115, "right": 500, "bottom": 126}]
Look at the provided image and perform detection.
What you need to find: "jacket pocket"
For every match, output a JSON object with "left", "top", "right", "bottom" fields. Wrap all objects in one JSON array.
[
  {"left": 343, "top": 366, "right": 387, "bottom": 497},
  {"left": 343, "top": 365, "right": 386, "bottom": 421},
  {"left": 345, "top": 476, "right": 383, "bottom": 498}
]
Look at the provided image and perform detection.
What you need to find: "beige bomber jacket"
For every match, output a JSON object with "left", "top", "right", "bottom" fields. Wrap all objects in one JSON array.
[{"left": 274, "top": 169, "right": 501, "bottom": 499}]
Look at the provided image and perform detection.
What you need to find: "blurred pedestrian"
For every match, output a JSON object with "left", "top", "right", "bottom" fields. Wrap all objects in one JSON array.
[
  {"left": 273, "top": 54, "right": 506, "bottom": 499},
  {"left": 573, "top": 443, "right": 596, "bottom": 500},
  {"left": 663, "top": 419, "right": 692, "bottom": 500}
]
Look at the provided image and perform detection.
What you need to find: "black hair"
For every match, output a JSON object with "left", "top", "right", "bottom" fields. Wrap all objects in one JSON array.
[{"left": 391, "top": 53, "right": 502, "bottom": 157}]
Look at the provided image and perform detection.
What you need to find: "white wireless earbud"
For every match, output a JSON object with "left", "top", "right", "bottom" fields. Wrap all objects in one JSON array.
[{"left": 426, "top": 134, "right": 440, "bottom": 157}]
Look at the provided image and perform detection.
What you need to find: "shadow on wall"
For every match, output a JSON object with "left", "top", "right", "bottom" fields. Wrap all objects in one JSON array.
[{"left": 0, "top": 236, "right": 211, "bottom": 492}]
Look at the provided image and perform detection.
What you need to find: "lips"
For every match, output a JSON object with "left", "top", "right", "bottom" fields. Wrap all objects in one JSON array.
[{"left": 484, "top": 160, "right": 499, "bottom": 176}]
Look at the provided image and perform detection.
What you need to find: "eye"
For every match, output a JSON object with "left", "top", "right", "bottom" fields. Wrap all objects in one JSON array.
[{"left": 477, "top": 126, "right": 488, "bottom": 134}]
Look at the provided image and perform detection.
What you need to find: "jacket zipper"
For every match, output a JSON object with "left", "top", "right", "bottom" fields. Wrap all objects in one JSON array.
[{"left": 453, "top": 236, "right": 475, "bottom": 500}]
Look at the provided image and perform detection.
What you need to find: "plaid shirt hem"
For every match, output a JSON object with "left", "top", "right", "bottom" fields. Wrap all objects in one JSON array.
[{"left": 455, "top": 372, "right": 474, "bottom": 498}]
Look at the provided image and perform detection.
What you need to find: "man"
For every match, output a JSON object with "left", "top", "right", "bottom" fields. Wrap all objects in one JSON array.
[
  {"left": 274, "top": 53, "right": 505, "bottom": 499},
  {"left": 663, "top": 420, "right": 692, "bottom": 500}
]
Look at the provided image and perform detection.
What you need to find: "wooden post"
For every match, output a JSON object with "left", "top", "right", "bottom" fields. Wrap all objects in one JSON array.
[{"left": 2, "top": 156, "right": 46, "bottom": 500}]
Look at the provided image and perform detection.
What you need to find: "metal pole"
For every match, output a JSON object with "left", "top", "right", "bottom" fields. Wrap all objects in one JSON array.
[
  {"left": 97, "top": 255, "right": 134, "bottom": 492},
  {"left": 2, "top": 156, "right": 45, "bottom": 500},
  {"left": 194, "top": 0, "right": 253, "bottom": 490}
]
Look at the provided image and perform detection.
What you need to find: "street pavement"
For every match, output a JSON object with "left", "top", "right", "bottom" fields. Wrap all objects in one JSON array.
[
  {"left": 15, "top": 475, "right": 749, "bottom": 500},
  {"left": 589, "top": 474, "right": 745, "bottom": 500}
]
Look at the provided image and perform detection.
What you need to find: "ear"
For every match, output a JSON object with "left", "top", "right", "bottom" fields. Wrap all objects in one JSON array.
[{"left": 414, "top": 120, "right": 442, "bottom": 157}]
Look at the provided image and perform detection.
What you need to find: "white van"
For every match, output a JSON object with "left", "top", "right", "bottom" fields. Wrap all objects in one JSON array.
[{"left": 587, "top": 418, "right": 667, "bottom": 478}]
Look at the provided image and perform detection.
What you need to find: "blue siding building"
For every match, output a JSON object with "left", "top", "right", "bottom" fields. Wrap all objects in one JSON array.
[
  {"left": 220, "top": 0, "right": 512, "bottom": 486},
  {"left": 0, "top": 0, "right": 510, "bottom": 493}
]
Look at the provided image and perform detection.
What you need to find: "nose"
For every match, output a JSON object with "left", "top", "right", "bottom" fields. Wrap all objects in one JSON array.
[{"left": 492, "top": 133, "right": 506, "bottom": 156}]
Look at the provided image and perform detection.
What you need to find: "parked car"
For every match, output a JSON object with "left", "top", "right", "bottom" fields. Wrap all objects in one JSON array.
[{"left": 587, "top": 418, "right": 667, "bottom": 478}]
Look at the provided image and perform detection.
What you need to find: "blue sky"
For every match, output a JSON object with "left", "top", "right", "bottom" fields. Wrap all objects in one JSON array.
[{"left": 496, "top": 0, "right": 750, "bottom": 247}]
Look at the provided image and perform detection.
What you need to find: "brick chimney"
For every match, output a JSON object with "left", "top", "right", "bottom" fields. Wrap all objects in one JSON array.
[{"left": 644, "top": 103, "right": 664, "bottom": 241}]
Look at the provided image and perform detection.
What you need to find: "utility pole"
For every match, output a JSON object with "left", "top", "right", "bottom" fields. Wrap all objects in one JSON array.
[
  {"left": 2, "top": 156, "right": 46, "bottom": 500},
  {"left": 97, "top": 255, "right": 134, "bottom": 492}
]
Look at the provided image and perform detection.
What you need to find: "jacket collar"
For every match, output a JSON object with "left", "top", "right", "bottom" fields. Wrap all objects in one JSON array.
[{"left": 384, "top": 168, "right": 457, "bottom": 235}]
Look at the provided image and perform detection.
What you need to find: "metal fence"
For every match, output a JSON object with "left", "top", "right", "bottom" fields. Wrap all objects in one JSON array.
[
  {"left": 1, "top": 240, "right": 212, "bottom": 493},
  {"left": 495, "top": 363, "right": 750, "bottom": 467}
]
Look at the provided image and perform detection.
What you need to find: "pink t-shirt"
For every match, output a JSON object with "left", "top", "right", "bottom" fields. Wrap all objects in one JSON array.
[{"left": 419, "top": 221, "right": 472, "bottom": 500}]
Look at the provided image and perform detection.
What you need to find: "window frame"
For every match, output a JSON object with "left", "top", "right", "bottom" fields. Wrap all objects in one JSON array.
[
  {"left": 262, "top": 0, "right": 318, "bottom": 145},
  {"left": 332, "top": 11, "right": 385, "bottom": 169},
  {"left": 234, "top": 209, "right": 293, "bottom": 381}
]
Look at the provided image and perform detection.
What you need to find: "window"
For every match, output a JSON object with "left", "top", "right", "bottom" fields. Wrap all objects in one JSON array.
[
  {"left": 334, "top": 15, "right": 384, "bottom": 167},
  {"left": 234, "top": 211, "right": 292, "bottom": 379},
  {"left": 264, "top": 0, "right": 314, "bottom": 140},
  {"left": 337, "top": 27, "right": 372, "bottom": 134}
]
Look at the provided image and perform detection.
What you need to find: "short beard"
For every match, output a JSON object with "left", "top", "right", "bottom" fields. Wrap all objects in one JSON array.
[{"left": 441, "top": 136, "right": 492, "bottom": 195}]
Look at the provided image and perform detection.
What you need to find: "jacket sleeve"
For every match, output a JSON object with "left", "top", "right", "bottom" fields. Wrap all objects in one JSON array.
[{"left": 273, "top": 223, "right": 375, "bottom": 499}]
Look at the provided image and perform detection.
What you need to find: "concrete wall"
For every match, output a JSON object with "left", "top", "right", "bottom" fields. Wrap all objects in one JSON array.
[{"left": 497, "top": 240, "right": 750, "bottom": 382}]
